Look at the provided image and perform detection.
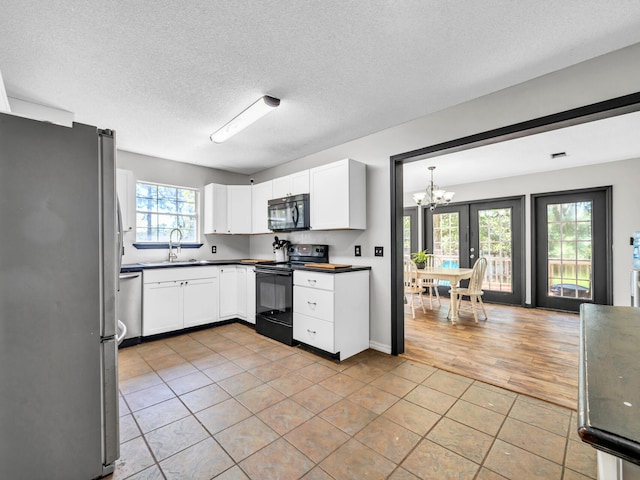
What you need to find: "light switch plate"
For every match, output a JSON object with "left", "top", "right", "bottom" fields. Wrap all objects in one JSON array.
[
  {"left": 355, "top": 245, "right": 361, "bottom": 257},
  {"left": 374, "top": 246, "right": 383, "bottom": 257}
]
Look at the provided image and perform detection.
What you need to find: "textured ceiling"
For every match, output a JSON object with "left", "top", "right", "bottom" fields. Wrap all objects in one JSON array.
[{"left": 2, "top": 1, "right": 640, "bottom": 174}]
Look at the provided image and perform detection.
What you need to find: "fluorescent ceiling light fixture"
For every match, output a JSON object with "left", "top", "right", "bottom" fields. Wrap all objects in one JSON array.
[
  {"left": 0, "top": 67, "right": 10, "bottom": 113},
  {"left": 210, "top": 95, "right": 280, "bottom": 143}
]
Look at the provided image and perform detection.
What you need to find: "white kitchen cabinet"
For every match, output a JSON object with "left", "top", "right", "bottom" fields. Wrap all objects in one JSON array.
[
  {"left": 309, "top": 159, "right": 366, "bottom": 230},
  {"left": 218, "top": 266, "right": 238, "bottom": 320},
  {"left": 293, "top": 269, "right": 369, "bottom": 360},
  {"left": 143, "top": 281, "right": 183, "bottom": 336},
  {"left": 272, "top": 170, "right": 309, "bottom": 198},
  {"left": 227, "top": 185, "right": 252, "bottom": 234},
  {"left": 219, "top": 265, "right": 254, "bottom": 322},
  {"left": 203, "top": 183, "right": 227, "bottom": 234},
  {"left": 183, "top": 277, "right": 219, "bottom": 328},
  {"left": 245, "top": 266, "right": 256, "bottom": 324},
  {"left": 204, "top": 183, "right": 252, "bottom": 234},
  {"left": 236, "top": 266, "right": 247, "bottom": 319},
  {"left": 251, "top": 180, "right": 273, "bottom": 234},
  {"left": 143, "top": 267, "right": 219, "bottom": 336},
  {"left": 116, "top": 168, "right": 135, "bottom": 233}
]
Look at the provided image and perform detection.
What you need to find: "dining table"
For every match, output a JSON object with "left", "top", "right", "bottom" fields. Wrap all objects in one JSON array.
[{"left": 416, "top": 266, "right": 474, "bottom": 324}]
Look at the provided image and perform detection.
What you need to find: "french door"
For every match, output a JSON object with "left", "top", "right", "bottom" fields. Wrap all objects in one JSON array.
[
  {"left": 424, "top": 197, "right": 524, "bottom": 305},
  {"left": 533, "top": 188, "right": 612, "bottom": 311},
  {"left": 403, "top": 207, "right": 418, "bottom": 257}
]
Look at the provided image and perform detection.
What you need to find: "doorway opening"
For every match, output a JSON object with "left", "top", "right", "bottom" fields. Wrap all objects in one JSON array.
[{"left": 390, "top": 91, "right": 640, "bottom": 355}]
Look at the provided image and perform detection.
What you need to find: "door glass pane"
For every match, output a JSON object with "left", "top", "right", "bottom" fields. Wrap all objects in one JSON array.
[
  {"left": 547, "top": 201, "right": 593, "bottom": 300},
  {"left": 403, "top": 215, "right": 412, "bottom": 257},
  {"left": 433, "top": 212, "right": 459, "bottom": 286},
  {"left": 478, "top": 208, "right": 512, "bottom": 293}
]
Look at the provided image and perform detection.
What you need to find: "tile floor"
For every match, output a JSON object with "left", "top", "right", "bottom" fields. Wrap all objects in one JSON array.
[{"left": 108, "top": 322, "right": 597, "bottom": 480}]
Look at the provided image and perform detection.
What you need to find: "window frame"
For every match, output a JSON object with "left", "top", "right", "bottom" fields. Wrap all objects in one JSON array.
[{"left": 132, "top": 180, "right": 203, "bottom": 250}]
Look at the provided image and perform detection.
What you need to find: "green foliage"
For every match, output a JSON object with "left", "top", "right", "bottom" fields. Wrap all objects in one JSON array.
[{"left": 411, "top": 250, "right": 429, "bottom": 264}]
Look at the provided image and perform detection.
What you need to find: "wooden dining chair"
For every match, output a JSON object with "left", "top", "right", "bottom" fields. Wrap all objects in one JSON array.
[
  {"left": 404, "top": 256, "right": 425, "bottom": 319},
  {"left": 420, "top": 254, "right": 441, "bottom": 309},
  {"left": 447, "top": 257, "right": 488, "bottom": 323}
]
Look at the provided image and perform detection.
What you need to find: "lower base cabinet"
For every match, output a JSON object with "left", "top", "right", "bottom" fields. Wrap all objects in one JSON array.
[
  {"left": 219, "top": 265, "right": 255, "bottom": 323},
  {"left": 293, "top": 269, "right": 369, "bottom": 361},
  {"left": 143, "top": 267, "right": 219, "bottom": 336}
]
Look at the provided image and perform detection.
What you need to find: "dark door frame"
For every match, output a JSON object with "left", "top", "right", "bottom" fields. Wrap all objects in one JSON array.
[{"left": 390, "top": 91, "right": 640, "bottom": 355}]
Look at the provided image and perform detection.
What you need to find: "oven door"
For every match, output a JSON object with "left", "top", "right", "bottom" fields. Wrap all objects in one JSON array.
[{"left": 255, "top": 269, "right": 293, "bottom": 326}]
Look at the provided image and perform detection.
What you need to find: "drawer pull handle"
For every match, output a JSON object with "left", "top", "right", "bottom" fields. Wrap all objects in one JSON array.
[
  {"left": 308, "top": 279, "right": 317, "bottom": 285},
  {"left": 307, "top": 329, "right": 316, "bottom": 334},
  {"left": 307, "top": 301, "right": 317, "bottom": 308}
]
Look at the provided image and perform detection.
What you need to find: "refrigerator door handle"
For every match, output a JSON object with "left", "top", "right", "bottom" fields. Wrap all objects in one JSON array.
[
  {"left": 101, "top": 338, "right": 119, "bottom": 474},
  {"left": 116, "top": 320, "right": 127, "bottom": 345},
  {"left": 116, "top": 198, "right": 124, "bottom": 292}
]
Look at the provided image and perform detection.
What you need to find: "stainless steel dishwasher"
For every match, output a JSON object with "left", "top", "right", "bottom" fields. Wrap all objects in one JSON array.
[{"left": 118, "top": 272, "right": 142, "bottom": 347}]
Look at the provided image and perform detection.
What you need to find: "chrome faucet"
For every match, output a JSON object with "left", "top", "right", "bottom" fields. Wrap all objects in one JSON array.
[{"left": 168, "top": 228, "right": 183, "bottom": 262}]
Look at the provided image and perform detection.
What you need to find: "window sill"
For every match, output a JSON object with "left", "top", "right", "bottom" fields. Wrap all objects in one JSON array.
[{"left": 133, "top": 243, "right": 204, "bottom": 250}]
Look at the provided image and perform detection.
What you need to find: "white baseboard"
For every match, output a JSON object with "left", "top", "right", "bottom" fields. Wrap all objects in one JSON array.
[{"left": 369, "top": 341, "right": 392, "bottom": 355}]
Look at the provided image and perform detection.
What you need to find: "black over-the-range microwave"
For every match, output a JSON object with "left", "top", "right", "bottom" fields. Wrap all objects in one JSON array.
[{"left": 267, "top": 193, "right": 310, "bottom": 232}]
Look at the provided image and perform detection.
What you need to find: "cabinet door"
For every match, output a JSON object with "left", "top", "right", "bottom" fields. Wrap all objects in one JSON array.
[
  {"left": 116, "top": 169, "right": 135, "bottom": 233},
  {"left": 310, "top": 161, "right": 348, "bottom": 230},
  {"left": 272, "top": 176, "right": 291, "bottom": 199},
  {"left": 310, "top": 159, "right": 365, "bottom": 230},
  {"left": 251, "top": 181, "right": 273, "bottom": 234},
  {"left": 245, "top": 267, "right": 256, "bottom": 324},
  {"left": 219, "top": 267, "right": 238, "bottom": 319},
  {"left": 143, "top": 282, "right": 182, "bottom": 336},
  {"left": 289, "top": 170, "right": 310, "bottom": 196},
  {"left": 236, "top": 267, "right": 247, "bottom": 319},
  {"left": 227, "top": 185, "right": 252, "bottom": 234},
  {"left": 204, "top": 183, "right": 228, "bottom": 234},
  {"left": 183, "top": 277, "right": 219, "bottom": 327}
]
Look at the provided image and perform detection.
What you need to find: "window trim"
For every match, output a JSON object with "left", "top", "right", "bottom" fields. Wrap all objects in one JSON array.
[{"left": 133, "top": 180, "right": 202, "bottom": 249}]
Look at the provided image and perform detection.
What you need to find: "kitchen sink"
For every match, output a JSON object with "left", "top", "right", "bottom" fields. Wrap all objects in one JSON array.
[{"left": 139, "top": 260, "right": 213, "bottom": 267}]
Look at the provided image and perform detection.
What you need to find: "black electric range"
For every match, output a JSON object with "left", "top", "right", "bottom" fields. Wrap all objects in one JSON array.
[{"left": 254, "top": 244, "right": 329, "bottom": 345}]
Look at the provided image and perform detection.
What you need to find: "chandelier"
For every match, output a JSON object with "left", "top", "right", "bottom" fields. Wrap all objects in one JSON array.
[{"left": 412, "top": 166, "right": 455, "bottom": 211}]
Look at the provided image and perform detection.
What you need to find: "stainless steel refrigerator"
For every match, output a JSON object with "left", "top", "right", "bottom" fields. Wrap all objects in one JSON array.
[{"left": 0, "top": 112, "right": 122, "bottom": 478}]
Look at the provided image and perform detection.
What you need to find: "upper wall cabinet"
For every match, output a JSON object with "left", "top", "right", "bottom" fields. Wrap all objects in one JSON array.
[
  {"left": 272, "top": 170, "right": 309, "bottom": 198},
  {"left": 251, "top": 180, "right": 273, "bottom": 234},
  {"left": 203, "top": 183, "right": 227, "bottom": 234},
  {"left": 227, "top": 185, "right": 252, "bottom": 234},
  {"left": 116, "top": 168, "right": 135, "bottom": 233},
  {"left": 310, "top": 159, "right": 366, "bottom": 230},
  {"left": 204, "top": 183, "right": 252, "bottom": 234}
]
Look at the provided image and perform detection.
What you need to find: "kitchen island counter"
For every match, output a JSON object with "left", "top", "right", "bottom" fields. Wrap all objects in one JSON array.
[{"left": 578, "top": 304, "right": 640, "bottom": 474}]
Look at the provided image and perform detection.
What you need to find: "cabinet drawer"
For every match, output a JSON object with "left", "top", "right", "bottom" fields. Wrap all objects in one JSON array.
[
  {"left": 293, "top": 314, "right": 335, "bottom": 353},
  {"left": 294, "top": 271, "right": 334, "bottom": 290},
  {"left": 294, "top": 286, "right": 334, "bottom": 322},
  {"left": 143, "top": 266, "right": 218, "bottom": 284}
]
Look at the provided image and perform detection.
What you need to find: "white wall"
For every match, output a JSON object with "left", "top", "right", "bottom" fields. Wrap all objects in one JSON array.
[
  {"left": 405, "top": 157, "right": 640, "bottom": 306},
  {"left": 116, "top": 150, "right": 251, "bottom": 265},
  {"left": 249, "top": 43, "right": 640, "bottom": 353}
]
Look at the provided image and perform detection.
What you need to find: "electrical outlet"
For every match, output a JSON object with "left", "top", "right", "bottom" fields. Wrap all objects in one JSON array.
[
  {"left": 211, "top": 246, "right": 217, "bottom": 254},
  {"left": 354, "top": 245, "right": 361, "bottom": 257},
  {"left": 374, "top": 246, "right": 384, "bottom": 257}
]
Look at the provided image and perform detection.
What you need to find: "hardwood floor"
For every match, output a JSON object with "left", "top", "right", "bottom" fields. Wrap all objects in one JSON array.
[{"left": 402, "top": 296, "right": 579, "bottom": 410}]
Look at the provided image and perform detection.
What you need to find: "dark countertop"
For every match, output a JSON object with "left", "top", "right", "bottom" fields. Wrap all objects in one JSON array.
[
  {"left": 291, "top": 264, "right": 371, "bottom": 274},
  {"left": 578, "top": 304, "right": 640, "bottom": 466},
  {"left": 121, "top": 260, "right": 371, "bottom": 274}
]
